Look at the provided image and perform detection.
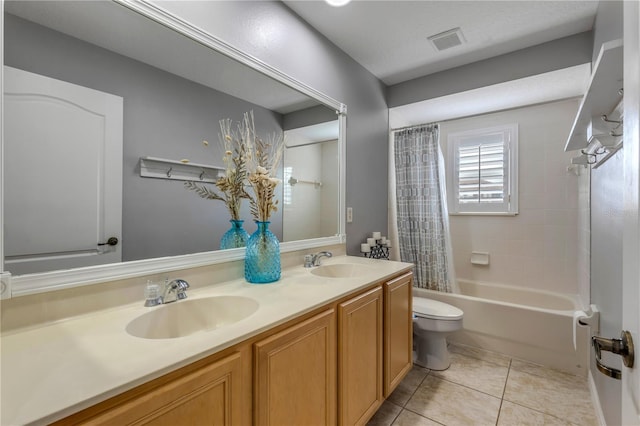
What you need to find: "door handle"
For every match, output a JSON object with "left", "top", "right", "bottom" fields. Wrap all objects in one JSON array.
[
  {"left": 97, "top": 237, "right": 119, "bottom": 246},
  {"left": 592, "top": 331, "right": 634, "bottom": 380}
]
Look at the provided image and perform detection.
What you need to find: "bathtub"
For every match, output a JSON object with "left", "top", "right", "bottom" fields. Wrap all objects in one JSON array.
[{"left": 413, "top": 279, "right": 590, "bottom": 376}]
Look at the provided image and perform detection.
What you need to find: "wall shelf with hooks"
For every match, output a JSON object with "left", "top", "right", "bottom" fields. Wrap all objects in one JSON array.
[
  {"left": 569, "top": 94, "right": 623, "bottom": 169},
  {"left": 139, "top": 157, "right": 224, "bottom": 183},
  {"left": 565, "top": 38, "right": 623, "bottom": 152}
]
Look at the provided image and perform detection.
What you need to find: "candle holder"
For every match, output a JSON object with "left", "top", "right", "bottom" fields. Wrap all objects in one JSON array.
[
  {"left": 360, "top": 233, "right": 391, "bottom": 260},
  {"left": 364, "top": 240, "right": 390, "bottom": 259}
]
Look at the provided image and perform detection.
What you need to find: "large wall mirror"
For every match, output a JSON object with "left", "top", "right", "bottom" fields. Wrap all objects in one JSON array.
[{"left": 1, "top": 0, "right": 346, "bottom": 296}]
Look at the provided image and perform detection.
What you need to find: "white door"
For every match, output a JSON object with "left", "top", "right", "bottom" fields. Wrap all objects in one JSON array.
[
  {"left": 623, "top": 1, "right": 640, "bottom": 423},
  {"left": 3, "top": 66, "right": 123, "bottom": 275}
]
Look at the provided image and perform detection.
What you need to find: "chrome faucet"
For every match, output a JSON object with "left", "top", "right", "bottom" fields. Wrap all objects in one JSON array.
[
  {"left": 304, "top": 251, "right": 333, "bottom": 267},
  {"left": 144, "top": 278, "right": 190, "bottom": 306}
]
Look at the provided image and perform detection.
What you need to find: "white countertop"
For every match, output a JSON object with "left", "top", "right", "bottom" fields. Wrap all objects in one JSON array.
[{"left": 1, "top": 256, "right": 413, "bottom": 425}]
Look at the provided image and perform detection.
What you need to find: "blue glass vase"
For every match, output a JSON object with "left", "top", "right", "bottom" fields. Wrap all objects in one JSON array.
[
  {"left": 220, "top": 220, "right": 249, "bottom": 250},
  {"left": 245, "top": 221, "right": 281, "bottom": 283}
]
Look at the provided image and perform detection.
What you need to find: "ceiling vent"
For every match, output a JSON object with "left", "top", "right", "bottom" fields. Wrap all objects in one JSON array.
[{"left": 428, "top": 28, "right": 465, "bottom": 51}]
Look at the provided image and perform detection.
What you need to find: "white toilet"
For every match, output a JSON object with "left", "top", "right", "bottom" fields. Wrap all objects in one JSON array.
[{"left": 412, "top": 297, "right": 464, "bottom": 370}]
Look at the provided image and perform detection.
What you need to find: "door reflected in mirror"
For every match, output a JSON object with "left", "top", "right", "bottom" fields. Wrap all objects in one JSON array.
[{"left": 2, "top": 0, "right": 343, "bottom": 277}]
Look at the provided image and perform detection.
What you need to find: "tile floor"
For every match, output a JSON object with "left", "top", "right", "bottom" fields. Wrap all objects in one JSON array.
[{"left": 368, "top": 344, "right": 598, "bottom": 426}]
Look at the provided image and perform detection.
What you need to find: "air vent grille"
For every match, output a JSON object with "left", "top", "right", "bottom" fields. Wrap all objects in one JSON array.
[{"left": 428, "top": 28, "right": 465, "bottom": 51}]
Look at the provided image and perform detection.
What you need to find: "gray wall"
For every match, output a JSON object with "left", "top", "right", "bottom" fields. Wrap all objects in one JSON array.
[
  {"left": 4, "top": 13, "right": 284, "bottom": 261},
  {"left": 386, "top": 31, "right": 593, "bottom": 108},
  {"left": 589, "top": 2, "right": 623, "bottom": 424},
  {"left": 155, "top": 1, "right": 390, "bottom": 255}
]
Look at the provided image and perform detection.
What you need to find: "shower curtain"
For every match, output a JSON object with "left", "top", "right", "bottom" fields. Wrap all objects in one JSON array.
[{"left": 388, "top": 124, "right": 458, "bottom": 293}]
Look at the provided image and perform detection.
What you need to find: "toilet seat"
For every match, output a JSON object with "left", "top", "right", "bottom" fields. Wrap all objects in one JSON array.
[{"left": 413, "top": 297, "right": 463, "bottom": 321}]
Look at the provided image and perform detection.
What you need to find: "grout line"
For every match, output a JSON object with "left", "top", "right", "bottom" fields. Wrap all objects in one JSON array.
[
  {"left": 431, "top": 374, "right": 504, "bottom": 401},
  {"left": 377, "top": 349, "right": 595, "bottom": 426},
  {"left": 495, "top": 358, "right": 513, "bottom": 425},
  {"left": 503, "top": 400, "right": 580, "bottom": 425},
  {"left": 401, "top": 406, "right": 446, "bottom": 426},
  {"left": 399, "top": 366, "right": 430, "bottom": 408},
  {"left": 387, "top": 402, "right": 402, "bottom": 426},
  {"left": 392, "top": 367, "right": 437, "bottom": 425}
]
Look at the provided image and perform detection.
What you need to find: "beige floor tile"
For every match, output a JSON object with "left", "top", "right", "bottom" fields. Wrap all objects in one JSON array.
[
  {"left": 498, "top": 401, "right": 571, "bottom": 426},
  {"left": 388, "top": 365, "right": 430, "bottom": 406},
  {"left": 392, "top": 410, "right": 441, "bottom": 426},
  {"left": 510, "top": 359, "right": 587, "bottom": 386},
  {"left": 449, "top": 343, "right": 512, "bottom": 368},
  {"left": 368, "top": 400, "right": 403, "bottom": 426},
  {"left": 432, "top": 352, "right": 509, "bottom": 398},
  {"left": 504, "top": 369, "right": 597, "bottom": 426},
  {"left": 405, "top": 375, "right": 501, "bottom": 425}
]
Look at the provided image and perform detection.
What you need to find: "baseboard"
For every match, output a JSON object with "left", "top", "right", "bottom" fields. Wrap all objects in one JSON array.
[{"left": 588, "top": 370, "right": 607, "bottom": 426}]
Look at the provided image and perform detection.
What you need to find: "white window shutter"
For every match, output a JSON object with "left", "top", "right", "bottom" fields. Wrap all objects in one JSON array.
[{"left": 448, "top": 124, "right": 518, "bottom": 215}]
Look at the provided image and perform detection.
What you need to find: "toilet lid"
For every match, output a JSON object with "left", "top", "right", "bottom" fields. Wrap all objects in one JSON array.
[{"left": 413, "top": 297, "right": 463, "bottom": 320}]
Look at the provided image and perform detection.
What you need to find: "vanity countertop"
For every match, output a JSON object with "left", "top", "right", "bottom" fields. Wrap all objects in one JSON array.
[{"left": 1, "top": 255, "right": 413, "bottom": 425}]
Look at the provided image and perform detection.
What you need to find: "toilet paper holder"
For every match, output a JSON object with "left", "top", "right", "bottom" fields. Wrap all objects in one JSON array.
[
  {"left": 573, "top": 305, "right": 599, "bottom": 351},
  {"left": 577, "top": 305, "right": 600, "bottom": 330}
]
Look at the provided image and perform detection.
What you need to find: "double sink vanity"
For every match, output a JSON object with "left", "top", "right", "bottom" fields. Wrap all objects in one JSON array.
[
  {"left": 0, "top": 3, "right": 411, "bottom": 424},
  {"left": 1, "top": 254, "right": 414, "bottom": 425}
]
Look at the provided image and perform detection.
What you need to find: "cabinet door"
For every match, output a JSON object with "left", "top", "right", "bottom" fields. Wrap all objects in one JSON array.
[
  {"left": 384, "top": 272, "right": 413, "bottom": 397},
  {"left": 254, "top": 309, "right": 337, "bottom": 426},
  {"left": 56, "top": 351, "right": 246, "bottom": 425},
  {"left": 338, "top": 286, "right": 383, "bottom": 426}
]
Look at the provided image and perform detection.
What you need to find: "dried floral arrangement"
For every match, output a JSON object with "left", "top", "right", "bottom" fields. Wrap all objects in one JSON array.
[
  {"left": 184, "top": 118, "right": 251, "bottom": 221},
  {"left": 242, "top": 111, "right": 285, "bottom": 222}
]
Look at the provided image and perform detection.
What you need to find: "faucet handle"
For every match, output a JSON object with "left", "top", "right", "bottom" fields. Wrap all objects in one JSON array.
[
  {"left": 169, "top": 279, "right": 190, "bottom": 294},
  {"left": 171, "top": 279, "right": 189, "bottom": 289},
  {"left": 304, "top": 254, "right": 314, "bottom": 268},
  {"left": 144, "top": 280, "right": 163, "bottom": 307}
]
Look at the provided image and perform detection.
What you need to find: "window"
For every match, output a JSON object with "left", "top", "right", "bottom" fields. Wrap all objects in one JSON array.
[{"left": 448, "top": 124, "right": 518, "bottom": 215}]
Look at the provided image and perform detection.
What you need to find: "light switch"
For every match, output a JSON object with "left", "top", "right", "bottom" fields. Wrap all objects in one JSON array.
[{"left": 346, "top": 207, "right": 353, "bottom": 223}]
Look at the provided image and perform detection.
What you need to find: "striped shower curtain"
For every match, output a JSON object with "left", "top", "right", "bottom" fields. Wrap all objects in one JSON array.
[{"left": 391, "top": 124, "right": 457, "bottom": 293}]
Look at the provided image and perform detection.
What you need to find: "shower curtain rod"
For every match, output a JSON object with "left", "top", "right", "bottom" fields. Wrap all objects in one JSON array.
[
  {"left": 389, "top": 95, "right": 582, "bottom": 133},
  {"left": 390, "top": 122, "right": 438, "bottom": 132}
]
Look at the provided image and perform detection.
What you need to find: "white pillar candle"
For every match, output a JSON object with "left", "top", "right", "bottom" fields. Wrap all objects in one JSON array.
[
  {"left": 360, "top": 243, "right": 371, "bottom": 253},
  {"left": 367, "top": 238, "right": 376, "bottom": 246},
  {"left": 380, "top": 236, "right": 387, "bottom": 244},
  {"left": 372, "top": 231, "right": 381, "bottom": 239},
  {"left": 385, "top": 241, "right": 392, "bottom": 247}
]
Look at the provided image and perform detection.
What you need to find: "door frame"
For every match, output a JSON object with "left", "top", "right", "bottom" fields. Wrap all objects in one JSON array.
[{"left": 622, "top": 0, "right": 640, "bottom": 424}]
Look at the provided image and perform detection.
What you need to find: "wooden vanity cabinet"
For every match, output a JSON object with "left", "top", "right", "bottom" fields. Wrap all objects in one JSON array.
[
  {"left": 338, "top": 286, "right": 383, "bottom": 426},
  {"left": 55, "top": 270, "right": 413, "bottom": 426},
  {"left": 383, "top": 272, "right": 413, "bottom": 397},
  {"left": 254, "top": 308, "right": 337, "bottom": 426},
  {"left": 53, "top": 346, "right": 251, "bottom": 426}
]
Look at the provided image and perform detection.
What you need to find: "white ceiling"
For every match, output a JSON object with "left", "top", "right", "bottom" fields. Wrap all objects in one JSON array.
[
  {"left": 284, "top": 0, "right": 599, "bottom": 124},
  {"left": 8, "top": 1, "right": 601, "bottom": 125},
  {"left": 5, "top": 0, "right": 319, "bottom": 114},
  {"left": 285, "top": 120, "right": 340, "bottom": 146},
  {"left": 283, "top": 0, "right": 599, "bottom": 86}
]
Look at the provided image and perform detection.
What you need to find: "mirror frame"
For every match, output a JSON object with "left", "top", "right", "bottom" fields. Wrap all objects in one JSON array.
[{"left": 0, "top": 0, "right": 347, "bottom": 298}]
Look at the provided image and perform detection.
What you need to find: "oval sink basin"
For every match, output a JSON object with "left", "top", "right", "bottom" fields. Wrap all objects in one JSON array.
[
  {"left": 126, "top": 296, "right": 259, "bottom": 339},
  {"left": 310, "top": 263, "right": 370, "bottom": 278}
]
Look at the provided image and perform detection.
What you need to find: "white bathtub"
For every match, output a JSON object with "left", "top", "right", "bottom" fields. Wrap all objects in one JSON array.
[{"left": 414, "top": 279, "right": 590, "bottom": 376}]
